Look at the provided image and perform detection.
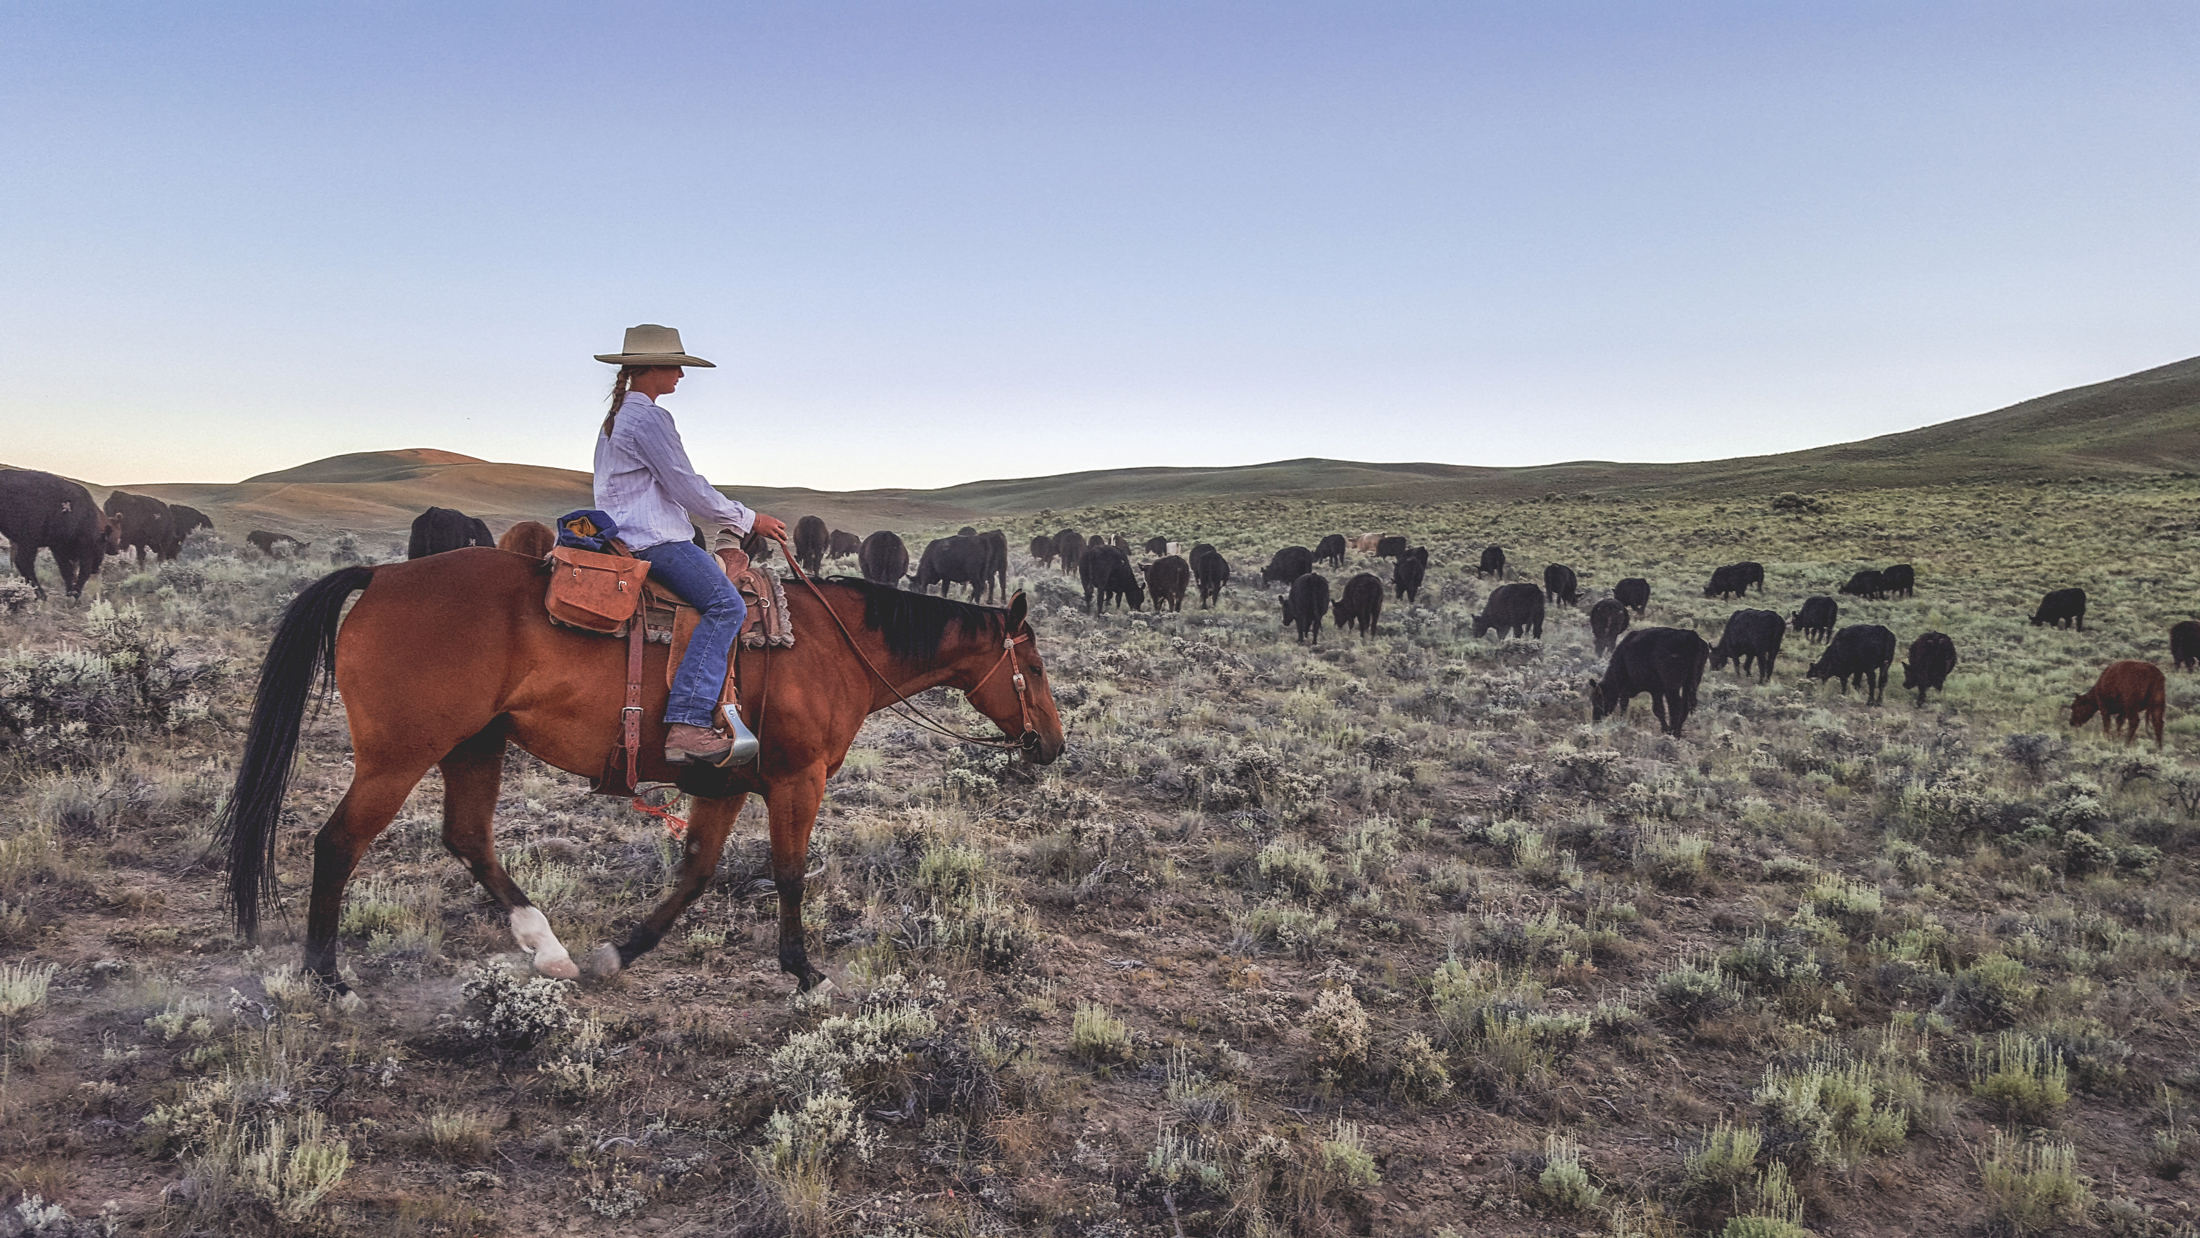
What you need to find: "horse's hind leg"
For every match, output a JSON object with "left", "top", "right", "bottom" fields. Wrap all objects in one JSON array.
[
  {"left": 587, "top": 793, "right": 749, "bottom": 979},
  {"left": 437, "top": 722, "right": 577, "bottom": 978},
  {"left": 304, "top": 767, "right": 429, "bottom": 990}
]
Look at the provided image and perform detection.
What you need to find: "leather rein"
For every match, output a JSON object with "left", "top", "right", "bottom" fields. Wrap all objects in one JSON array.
[{"left": 770, "top": 535, "right": 1040, "bottom": 754}]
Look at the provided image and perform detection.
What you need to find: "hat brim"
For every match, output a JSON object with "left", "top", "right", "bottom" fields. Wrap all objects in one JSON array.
[{"left": 594, "top": 353, "right": 715, "bottom": 368}]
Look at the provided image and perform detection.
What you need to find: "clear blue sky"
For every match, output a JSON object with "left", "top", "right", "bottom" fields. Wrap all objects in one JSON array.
[{"left": 4, "top": 2, "right": 2196, "bottom": 491}]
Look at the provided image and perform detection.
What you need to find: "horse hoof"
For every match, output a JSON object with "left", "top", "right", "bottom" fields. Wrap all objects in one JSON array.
[
  {"left": 535, "top": 953, "right": 580, "bottom": 980},
  {"left": 583, "top": 943, "right": 623, "bottom": 980}
]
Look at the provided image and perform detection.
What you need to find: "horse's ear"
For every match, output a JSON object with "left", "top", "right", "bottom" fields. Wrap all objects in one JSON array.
[{"left": 1006, "top": 591, "right": 1029, "bottom": 631}]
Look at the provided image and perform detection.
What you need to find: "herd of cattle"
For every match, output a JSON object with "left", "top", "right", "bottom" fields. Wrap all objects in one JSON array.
[{"left": 0, "top": 465, "right": 2180, "bottom": 747}]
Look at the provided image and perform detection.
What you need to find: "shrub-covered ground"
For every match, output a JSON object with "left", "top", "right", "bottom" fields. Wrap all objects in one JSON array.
[{"left": 2, "top": 480, "right": 2199, "bottom": 1238}]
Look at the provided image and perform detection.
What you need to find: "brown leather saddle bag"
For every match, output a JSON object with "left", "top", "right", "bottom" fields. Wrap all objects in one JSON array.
[{"left": 545, "top": 545, "right": 650, "bottom": 635}]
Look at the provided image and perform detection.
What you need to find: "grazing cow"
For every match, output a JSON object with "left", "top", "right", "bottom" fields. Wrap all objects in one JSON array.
[
  {"left": 2031, "top": 588, "right": 2087, "bottom": 631},
  {"left": 1806, "top": 624, "right": 1898, "bottom": 705},
  {"left": 1710, "top": 609, "right": 1786, "bottom": 683},
  {"left": 102, "top": 490, "right": 180, "bottom": 564},
  {"left": 1614, "top": 577, "right": 1650, "bottom": 615},
  {"left": 497, "top": 520, "right": 556, "bottom": 557},
  {"left": 916, "top": 534, "right": 991, "bottom": 599},
  {"left": 1078, "top": 543, "right": 1124, "bottom": 610},
  {"left": 1704, "top": 561, "right": 1764, "bottom": 599},
  {"left": 1376, "top": 535, "right": 1408, "bottom": 560},
  {"left": 829, "top": 529, "right": 862, "bottom": 561},
  {"left": 1393, "top": 553, "right": 1426, "bottom": 603},
  {"left": 2172, "top": 620, "right": 2200, "bottom": 672},
  {"left": 978, "top": 530, "right": 1010, "bottom": 603},
  {"left": 1081, "top": 545, "right": 1145, "bottom": 614},
  {"left": 1110, "top": 534, "right": 1131, "bottom": 551},
  {"left": 169, "top": 504, "right": 215, "bottom": 540},
  {"left": 859, "top": 530, "right": 909, "bottom": 587},
  {"left": 1472, "top": 582, "right": 1545, "bottom": 639},
  {"left": 1591, "top": 628, "right": 1711, "bottom": 735},
  {"left": 1544, "top": 564, "right": 1579, "bottom": 607},
  {"left": 1589, "top": 597, "right": 1631, "bottom": 656},
  {"left": 1789, "top": 596, "right": 1838, "bottom": 643},
  {"left": 1315, "top": 534, "right": 1348, "bottom": 567},
  {"left": 1054, "top": 530, "right": 1087, "bottom": 574},
  {"left": 1280, "top": 572, "right": 1330, "bottom": 643},
  {"left": 1189, "top": 542, "right": 1217, "bottom": 563},
  {"left": 1838, "top": 569, "right": 1886, "bottom": 601},
  {"left": 0, "top": 469, "right": 121, "bottom": 598},
  {"left": 1353, "top": 533, "right": 1385, "bottom": 555},
  {"left": 959, "top": 526, "right": 977, "bottom": 537},
  {"left": 1261, "top": 545, "right": 1316, "bottom": 585},
  {"left": 793, "top": 515, "right": 830, "bottom": 575},
  {"left": 1193, "top": 548, "right": 1231, "bottom": 607},
  {"left": 1144, "top": 555, "right": 1191, "bottom": 612},
  {"left": 1028, "top": 534, "right": 1057, "bottom": 567},
  {"left": 1478, "top": 545, "right": 1506, "bottom": 577},
  {"left": 246, "top": 531, "right": 307, "bottom": 556},
  {"left": 1902, "top": 632, "right": 1958, "bottom": 707},
  {"left": 1143, "top": 536, "right": 1169, "bottom": 556},
  {"left": 2070, "top": 660, "right": 2168, "bottom": 748},
  {"left": 407, "top": 507, "right": 494, "bottom": 559},
  {"left": 1882, "top": 564, "right": 1916, "bottom": 598},
  {"left": 1332, "top": 572, "right": 1383, "bottom": 635}
]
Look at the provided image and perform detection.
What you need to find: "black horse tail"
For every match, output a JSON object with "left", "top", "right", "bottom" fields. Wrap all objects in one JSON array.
[{"left": 216, "top": 565, "right": 377, "bottom": 942}]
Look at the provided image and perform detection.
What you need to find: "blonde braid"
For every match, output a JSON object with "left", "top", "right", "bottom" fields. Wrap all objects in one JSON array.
[{"left": 601, "top": 366, "right": 642, "bottom": 436}]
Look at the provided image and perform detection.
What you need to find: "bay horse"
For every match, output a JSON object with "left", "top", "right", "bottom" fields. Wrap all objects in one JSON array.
[{"left": 217, "top": 548, "right": 1065, "bottom": 993}]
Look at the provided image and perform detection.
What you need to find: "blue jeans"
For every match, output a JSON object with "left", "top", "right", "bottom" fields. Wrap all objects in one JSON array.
[{"left": 635, "top": 539, "right": 747, "bottom": 727}]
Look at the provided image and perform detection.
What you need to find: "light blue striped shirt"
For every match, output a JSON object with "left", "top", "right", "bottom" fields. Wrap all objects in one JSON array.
[{"left": 591, "top": 392, "right": 754, "bottom": 551}]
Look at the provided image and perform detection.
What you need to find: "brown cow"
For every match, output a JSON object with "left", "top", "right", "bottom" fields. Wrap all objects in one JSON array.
[
  {"left": 2070, "top": 660, "right": 2167, "bottom": 748},
  {"left": 103, "top": 490, "right": 180, "bottom": 563},
  {"left": 1143, "top": 555, "right": 1190, "bottom": 612},
  {"left": 1352, "top": 532, "right": 1385, "bottom": 555},
  {"left": 498, "top": 520, "right": 556, "bottom": 557},
  {"left": 828, "top": 529, "right": 862, "bottom": 560}
]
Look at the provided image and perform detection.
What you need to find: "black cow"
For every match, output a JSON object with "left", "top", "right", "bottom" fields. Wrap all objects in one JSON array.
[
  {"left": 1193, "top": 549, "right": 1231, "bottom": 608},
  {"left": 246, "top": 531, "right": 307, "bottom": 556},
  {"left": 1393, "top": 553, "right": 1426, "bottom": 603},
  {"left": 1189, "top": 542, "right": 1217, "bottom": 563},
  {"left": 0, "top": 469, "right": 121, "bottom": 598},
  {"left": 828, "top": 529, "right": 862, "bottom": 561},
  {"left": 1902, "top": 632, "right": 1958, "bottom": 707},
  {"left": 979, "top": 530, "right": 1009, "bottom": 603},
  {"left": 1807, "top": 624, "right": 1898, "bottom": 705},
  {"left": 1054, "top": 530, "right": 1087, "bottom": 574},
  {"left": 1376, "top": 535, "right": 1408, "bottom": 560},
  {"left": 1838, "top": 569, "right": 1886, "bottom": 601},
  {"left": 1144, "top": 555, "right": 1190, "bottom": 612},
  {"left": 1143, "top": 536, "right": 1169, "bottom": 556},
  {"left": 1882, "top": 564, "right": 1916, "bottom": 598},
  {"left": 1710, "top": 608, "right": 1786, "bottom": 683},
  {"left": 916, "top": 534, "right": 991, "bottom": 599},
  {"left": 1280, "top": 572, "right": 1330, "bottom": 643},
  {"left": 1315, "top": 534, "right": 1348, "bottom": 568},
  {"left": 1332, "top": 572, "right": 1383, "bottom": 636},
  {"left": 169, "top": 504, "right": 215, "bottom": 540},
  {"left": 2172, "top": 620, "right": 2200, "bottom": 672},
  {"left": 859, "top": 530, "right": 909, "bottom": 586},
  {"left": 1591, "top": 628, "right": 1711, "bottom": 736},
  {"left": 1704, "top": 561, "right": 1764, "bottom": 599},
  {"left": 1789, "top": 596, "right": 1838, "bottom": 643},
  {"left": 1589, "top": 597, "right": 1631, "bottom": 656},
  {"left": 1027, "top": 534, "right": 1057, "bottom": 568},
  {"left": 793, "top": 516, "right": 830, "bottom": 575},
  {"left": 408, "top": 506, "right": 494, "bottom": 559},
  {"left": 1472, "top": 582, "right": 1545, "bottom": 639},
  {"left": 1081, "top": 544, "right": 1144, "bottom": 613},
  {"left": 103, "top": 490, "right": 179, "bottom": 564},
  {"left": 1261, "top": 545, "right": 1316, "bottom": 585},
  {"left": 1544, "top": 564, "right": 1579, "bottom": 607},
  {"left": 1614, "top": 577, "right": 1650, "bottom": 615},
  {"left": 2031, "top": 588, "right": 2086, "bottom": 631},
  {"left": 1478, "top": 545, "right": 1506, "bottom": 577}
]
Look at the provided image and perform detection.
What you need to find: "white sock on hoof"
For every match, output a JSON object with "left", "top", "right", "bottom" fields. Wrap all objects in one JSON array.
[
  {"left": 509, "top": 906, "right": 578, "bottom": 979},
  {"left": 584, "top": 942, "right": 623, "bottom": 979}
]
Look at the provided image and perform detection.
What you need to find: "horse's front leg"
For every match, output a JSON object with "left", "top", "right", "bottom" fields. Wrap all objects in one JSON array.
[
  {"left": 768, "top": 769, "right": 831, "bottom": 991},
  {"left": 586, "top": 793, "right": 749, "bottom": 979}
]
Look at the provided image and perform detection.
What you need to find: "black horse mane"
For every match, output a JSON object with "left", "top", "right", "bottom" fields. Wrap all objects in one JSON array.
[{"left": 825, "top": 577, "right": 1010, "bottom": 662}]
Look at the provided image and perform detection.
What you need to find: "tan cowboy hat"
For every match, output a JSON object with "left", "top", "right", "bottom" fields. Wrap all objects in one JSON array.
[{"left": 594, "top": 323, "right": 715, "bottom": 367}]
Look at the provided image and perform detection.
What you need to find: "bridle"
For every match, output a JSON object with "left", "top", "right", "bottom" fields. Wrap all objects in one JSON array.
[{"left": 772, "top": 535, "right": 1043, "bottom": 754}]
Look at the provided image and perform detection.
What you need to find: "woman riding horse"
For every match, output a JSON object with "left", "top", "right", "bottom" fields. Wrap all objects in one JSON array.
[{"left": 595, "top": 324, "right": 788, "bottom": 766}]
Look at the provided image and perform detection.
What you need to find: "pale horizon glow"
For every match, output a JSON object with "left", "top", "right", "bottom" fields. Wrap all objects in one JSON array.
[{"left": 3, "top": 3, "right": 2196, "bottom": 491}]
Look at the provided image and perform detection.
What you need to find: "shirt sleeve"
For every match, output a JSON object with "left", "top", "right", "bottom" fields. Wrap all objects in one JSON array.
[{"left": 628, "top": 405, "right": 755, "bottom": 535}]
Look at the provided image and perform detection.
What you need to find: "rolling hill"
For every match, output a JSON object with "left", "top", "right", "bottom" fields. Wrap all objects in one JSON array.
[{"left": 57, "top": 350, "right": 2200, "bottom": 543}]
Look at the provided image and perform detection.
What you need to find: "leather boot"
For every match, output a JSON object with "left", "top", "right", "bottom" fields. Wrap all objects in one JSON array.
[
  {"left": 712, "top": 704, "right": 761, "bottom": 767},
  {"left": 664, "top": 723, "right": 734, "bottom": 765}
]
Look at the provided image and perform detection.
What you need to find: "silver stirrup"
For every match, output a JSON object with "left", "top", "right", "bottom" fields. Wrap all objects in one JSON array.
[{"left": 713, "top": 708, "right": 760, "bottom": 767}]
